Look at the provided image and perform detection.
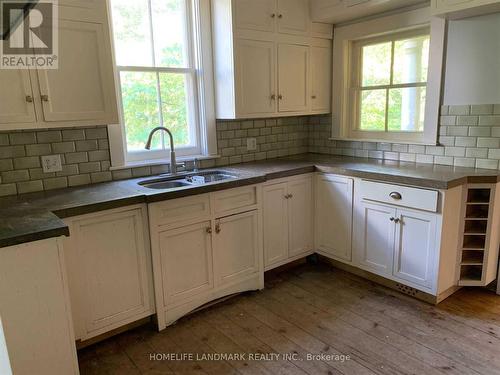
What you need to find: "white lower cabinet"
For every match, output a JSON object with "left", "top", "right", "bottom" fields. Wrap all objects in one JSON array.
[
  {"left": 263, "top": 175, "right": 314, "bottom": 270},
  {"left": 149, "top": 186, "right": 263, "bottom": 330},
  {"left": 354, "top": 201, "right": 396, "bottom": 276},
  {"left": 63, "top": 205, "right": 154, "bottom": 341},
  {"left": 315, "top": 174, "right": 353, "bottom": 261},
  {"left": 393, "top": 208, "right": 437, "bottom": 289}
]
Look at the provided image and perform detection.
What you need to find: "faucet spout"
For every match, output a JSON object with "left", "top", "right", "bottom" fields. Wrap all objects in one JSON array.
[{"left": 145, "top": 127, "right": 178, "bottom": 174}]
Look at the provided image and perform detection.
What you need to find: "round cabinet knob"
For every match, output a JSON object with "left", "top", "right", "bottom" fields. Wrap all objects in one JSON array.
[
  {"left": 271, "top": 13, "right": 276, "bottom": 18},
  {"left": 41, "top": 95, "right": 49, "bottom": 102},
  {"left": 206, "top": 227, "right": 212, "bottom": 234},
  {"left": 390, "top": 217, "right": 395, "bottom": 222},
  {"left": 270, "top": 94, "right": 276, "bottom": 100},
  {"left": 215, "top": 223, "right": 221, "bottom": 234},
  {"left": 311, "top": 95, "right": 317, "bottom": 99},
  {"left": 389, "top": 192, "right": 402, "bottom": 200},
  {"left": 394, "top": 218, "right": 401, "bottom": 224},
  {"left": 25, "top": 95, "right": 33, "bottom": 103},
  {"left": 278, "top": 94, "right": 283, "bottom": 100},
  {"left": 278, "top": 14, "right": 283, "bottom": 18}
]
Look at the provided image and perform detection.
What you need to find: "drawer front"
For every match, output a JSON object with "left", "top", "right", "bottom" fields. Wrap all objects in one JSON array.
[
  {"left": 212, "top": 186, "right": 258, "bottom": 215},
  {"left": 149, "top": 194, "right": 211, "bottom": 227},
  {"left": 360, "top": 180, "right": 438, "bottom": 212}
]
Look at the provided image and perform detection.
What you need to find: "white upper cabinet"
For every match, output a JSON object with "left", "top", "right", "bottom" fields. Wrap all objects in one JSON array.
[
  {"left": 277, "top": 0, "right": 310, "bottom": 35},
  {"left": 0, "top": 1, "right": 118, "bottom": 130},
  {"left": 235, "top": 39, "right": 276, "bottom": 117},
  {"left": 38, "top": 20, "right": 117, "bottom": 123},
  {"left": 315, "top": 174, "right": 353, "bottom": 261},
  {"left": 310, "top": 45, "right": 332, "bottom": 113},
  {"left": 234, "top": 0, "right": 276, "bottom": 32},
  {"left": 431, "top": 0, "right": 500, "bottom": 18},
  {"left": 0, "top": 69, "right": 36, "bottom": 125},
  {"left": 278, "top": 43, "right": 309, "bottom": 112},
  {"left": 212, "top": 0, "right": 333, "bottom": 119}
]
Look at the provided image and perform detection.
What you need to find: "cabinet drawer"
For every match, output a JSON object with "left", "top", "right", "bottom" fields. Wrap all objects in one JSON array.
[
  {"left": 212, "top": 186, "right": 258, "bottom": 215},
  {"left": 360, "top": 180, "right": 438, "bottom": 212},
  {"left": 149, "top": 194, "right": 211, "bottom": 227}
]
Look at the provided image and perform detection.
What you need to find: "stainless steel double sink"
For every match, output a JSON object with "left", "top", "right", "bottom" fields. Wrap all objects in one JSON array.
[{"left": 138, "top": 170, "right": 238, "bottom": 190}]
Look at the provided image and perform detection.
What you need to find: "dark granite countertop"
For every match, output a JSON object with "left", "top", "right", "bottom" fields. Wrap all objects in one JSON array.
[{"left": 1, "top": 153, "right": 499, "bottom": 248}]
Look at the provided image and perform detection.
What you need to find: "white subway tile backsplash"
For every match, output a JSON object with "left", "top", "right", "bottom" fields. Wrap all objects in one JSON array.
[
  {"left": 449, "top": 105, "right": 470, "bottom": 115},
  {"left": 476, "top": 159, "right": 499, "bottom": 170}
]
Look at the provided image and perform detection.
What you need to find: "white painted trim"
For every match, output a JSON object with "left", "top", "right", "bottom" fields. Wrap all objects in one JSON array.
[
  {"left": 332, "top": 6, "right": 444, "bottom": 145},
  {"left": 107, "top": 0, "right": 218, "bottom": 168}
]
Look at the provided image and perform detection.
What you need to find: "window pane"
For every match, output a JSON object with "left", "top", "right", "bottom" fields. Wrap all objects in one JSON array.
[
  {"left": 360, "top": 89, "right": 386, "bottom": 131},
  {"left": 151, "top": 0, "right": 190, "bottom": 68},
  {"left": 393, "top": 35, "right": 429, "bottom": 84},
  {"left": 111, "top": 0, "right": 153, "bottom": 67},
  {"left": 388, "top": 87, "right": 426, "bottom": 132},
  {"left": 120, "top": 71, "right": 161, "bottom": 151},
  {"left": 361, "top": 42, "right": 391, "bottom": 87},
  {"left": 159, "top": 73, "right": 193, "bottom": 148}
]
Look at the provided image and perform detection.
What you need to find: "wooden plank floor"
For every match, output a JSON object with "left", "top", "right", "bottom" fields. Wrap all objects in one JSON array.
[{"left": 78, "top": 263, "right": 500, "bottom": 375}]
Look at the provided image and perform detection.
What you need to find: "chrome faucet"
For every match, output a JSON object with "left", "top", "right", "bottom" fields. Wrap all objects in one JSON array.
[{"left": 145, "top": 127, "right": 179, "bottom": 174}]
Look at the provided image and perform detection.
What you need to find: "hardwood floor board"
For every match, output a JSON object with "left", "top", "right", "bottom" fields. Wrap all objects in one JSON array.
[
  {"left": 261, "top": 281, "right": 439, "bottom": 375},
  {"left": 78, "top": 264, "right": 500, "bottom": 375},
  {"left": 202, "top": 305, "right": 309, "bottom": 375},
  {"left": 281, "top": 274, "right": 475, "bottom": 375},
  {"left": 295, "top": 266, "right": 500, "bottom": 375},
  {"left": 238, "top": 294, "right": 378, "bottom": 375},
  {"left": 219, "top": 299, "right": 344, "bottom": 375},
  {"left": 251, "top": 290, "right": 405, "bottom": 375},
  {"left": 184, "top": 313, "right": 273, "bottom": 375}
]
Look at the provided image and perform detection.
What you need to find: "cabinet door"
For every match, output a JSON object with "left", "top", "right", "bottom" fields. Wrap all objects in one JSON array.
[
  {"left": 234, "top": 0, "right": 276, "bottom": 32},
  {"left": 393, "top": 209, "right": 437, "bottom": 289},
  {"left": 214, "top": 210, "right": 260, "bottom": 286},
  {"left": 354, "top": 201, "right": 396, "bottom": 276},
  {"left": 263, "top": 183, "right": 289, "bottom": 267},
  {"left": 0, "top": 68, "right": 36, "bottom": 124},
  {"left": 37, "top": 20, "right": 117, "bottom": 123},
  {"left": 235, "top": 39, "right": 276, "bottom": 116},
  {"left": 310, "top": 45, "right": 332, "bottom": 113},
  {"left": 315, "top": 174, "right": 353, "bottom": 261},
  {"left": 277, "top": 0, "right": 310, "bottom": 35},
  {"left": 64, "top": 207, "right": 153, "bottom": 340},
  {"left": 278, "top": 43, "right": 309, "bottom": 112},
  {"left": 288, "top": 176, "right": 314, "bottom": 257},
  {"left": 157, "top": 221, "right": 214, "bottom": 305}
]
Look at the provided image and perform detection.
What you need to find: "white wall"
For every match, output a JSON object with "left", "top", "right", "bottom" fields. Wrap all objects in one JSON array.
[{"left": 443, "top": 13, "right": 500, "bottom": 105}]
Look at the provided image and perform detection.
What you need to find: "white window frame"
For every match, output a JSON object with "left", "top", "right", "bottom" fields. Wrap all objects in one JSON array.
[
  {"left": 331, "top": 7, "right": 446, "bottom": 145},
  {"left": 106, "top": 0, "right": 217, "bottom": 168}
]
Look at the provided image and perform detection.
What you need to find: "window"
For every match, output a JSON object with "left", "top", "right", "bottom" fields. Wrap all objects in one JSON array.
[
  {"left": 351, "top": 29, "right": 430, "bottom": 140},
  {"left": 109, "top": 0, "right": 215, "bottom": 164},
  {"left": 331, "top": 7, "right": 445, "bottom": 145}
]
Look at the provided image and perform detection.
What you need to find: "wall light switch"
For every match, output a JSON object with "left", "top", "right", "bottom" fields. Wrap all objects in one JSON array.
[
  {"left": 247, "top": 138, "right": 257, "bottom": 151},
  {"left": 41, "top": 155, "right": 63, "bottom": 173}
]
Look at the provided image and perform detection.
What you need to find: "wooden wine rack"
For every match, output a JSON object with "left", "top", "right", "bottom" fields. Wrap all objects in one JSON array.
[{"left": 457, "top": 183, "right": 500, "bottom": 286}]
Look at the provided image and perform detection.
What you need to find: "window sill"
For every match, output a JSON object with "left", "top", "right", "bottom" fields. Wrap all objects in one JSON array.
[
  {"left": 109, "top": 154, "right": 220, "bottom": 171},
  {"left": 328, "top": 137, "right": 439, "bottom": 146}
]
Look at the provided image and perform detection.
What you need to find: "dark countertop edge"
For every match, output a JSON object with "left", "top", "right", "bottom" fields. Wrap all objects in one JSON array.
[
  {"left": 0, "top": 226, "right": 70, "bottom": 249},
  {"left": 2, "top": 156, "right": 500, "bottom": 249}
]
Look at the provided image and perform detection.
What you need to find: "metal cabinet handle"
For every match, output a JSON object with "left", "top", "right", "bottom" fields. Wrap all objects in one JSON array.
[
  {"left": 311, "top": 95, "right": 317, "bottom": 99},
  {"left": 41, "top": 95, "right": 49, "bottom": 102},
  {"left": 389, "top": 192, "right": 402, "bottom": 200},
  {"left": 25, "top": 95, "right": 33, "bottom": 103},
  {"left": 215, "top": 222, "right": 221, "bottom": 234},
  {"left": 206, "top": 227, "right": 212, "bottom": 234}
]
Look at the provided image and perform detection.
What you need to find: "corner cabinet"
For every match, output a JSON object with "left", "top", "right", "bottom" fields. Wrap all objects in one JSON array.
[
  {"left": 149, "top": 186, "right": 263, "bottom": 330},
  {"left": 0, "top": 2, "right": 118, "bottom": 130},
  {"left": 63, "top": 205, "right": 155, "bottom": 341},
  {"left": 263, "top": 174, "right": 314, "bottom": 270},
  {"left": 212, "top": 0, "right": 333, "bottom": 119}
]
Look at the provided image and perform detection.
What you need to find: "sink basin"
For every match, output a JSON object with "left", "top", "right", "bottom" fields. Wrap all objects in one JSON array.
[
  {"left": 138, "top": 170, "right": 238, "bottom": 190},
  {"left": 139, "top": 180, "right": 192, "bottom": 190}
]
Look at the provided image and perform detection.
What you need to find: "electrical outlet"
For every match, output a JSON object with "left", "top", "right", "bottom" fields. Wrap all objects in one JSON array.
[
  {"left": 41, "top": 155, "right": 62, "bottom": 173},
  {"left": 247, "top": 138, "right": 257, "bottom": 151}
]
